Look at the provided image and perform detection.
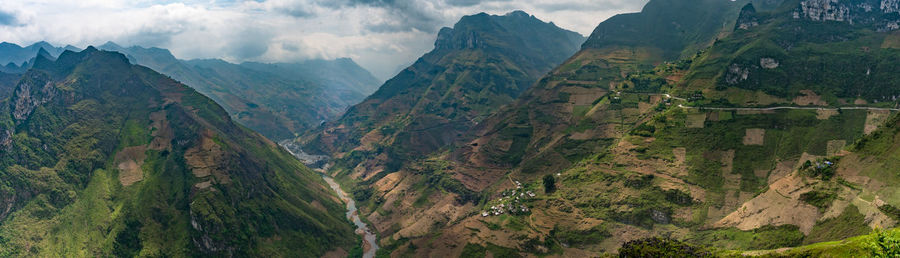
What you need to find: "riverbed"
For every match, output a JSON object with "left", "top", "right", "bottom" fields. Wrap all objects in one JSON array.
[{"left": 323, "top": 176, "right": 379, "bottom": 258}]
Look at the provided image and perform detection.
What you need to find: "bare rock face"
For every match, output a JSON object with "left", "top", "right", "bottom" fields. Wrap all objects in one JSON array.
[
  {"left": 736, "top": 4, "right": 760, "bottom": 30},
  {"left": 796, "top": 0, "right": 851, "bottom": 22},
  {"left": 760, "top": 58, "right": 780, "bottom": 69},
  {"left": 11, "top": 72, "right": 57, "bottom": 123},
  {"left": 884, "top": 0, "right": 900, "bottom": 13},
  {"left": 434, "top": 27, "right": 482, "bottom": 50},
  {"left": 0, "top": 129, "right": 10, "bottom": 149},
  {"left": 794, "top": 0, "right": 900, "bottom": 31},
  {"left": 726, "top": 64, "right": 752, "bottom": 85}
]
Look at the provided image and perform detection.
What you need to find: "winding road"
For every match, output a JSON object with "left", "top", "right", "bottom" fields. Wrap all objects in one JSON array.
[{"left": 677, "top": 104, "right": 900, "bottom": 112}]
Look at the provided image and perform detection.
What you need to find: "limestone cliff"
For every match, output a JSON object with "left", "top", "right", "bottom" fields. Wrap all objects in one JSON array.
[{"left": 794, "top": 0, "right": 900, "bottom": 31}]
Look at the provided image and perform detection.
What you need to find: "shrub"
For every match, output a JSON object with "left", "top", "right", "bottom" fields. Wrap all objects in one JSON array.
[
  {"left": 543, "top": 174, "right": 557, "bottom": 193},
  {"left": 618, "top": 237, "right": 711, "bottom": 257}
]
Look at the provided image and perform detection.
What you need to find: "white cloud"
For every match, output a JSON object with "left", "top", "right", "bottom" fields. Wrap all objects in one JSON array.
[{"left": 0, "top": 0, "right": 648, "bottom": 80}]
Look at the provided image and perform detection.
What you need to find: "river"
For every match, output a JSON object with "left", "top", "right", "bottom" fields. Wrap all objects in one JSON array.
[
  {"left": 323, "top": 175, "right": 379, "bottom": 258},
  {"left": 279, "top": 142, "right": 379, "bottom": 257}
]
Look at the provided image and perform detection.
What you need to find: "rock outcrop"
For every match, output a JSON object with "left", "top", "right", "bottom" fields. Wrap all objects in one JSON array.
[
  {"left": 794, "top": 0, "right": 900, "bottom": 31},
  {"left": 11, "top": 72, "right": 57, "bottom": 123},
  {"left": 736, "top": 3, "right": 761, "bottom": 30}
]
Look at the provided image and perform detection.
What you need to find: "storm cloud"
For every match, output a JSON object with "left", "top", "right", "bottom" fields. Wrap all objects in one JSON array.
[
  {"left": 0, "top": 10, "right": 17, "bottom": 26},
  {"left": 0, "top": 0, "right": 648, "bottom": 80}
]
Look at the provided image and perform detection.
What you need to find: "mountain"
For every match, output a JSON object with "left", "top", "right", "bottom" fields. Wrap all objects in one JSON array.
[
  {"left": 96, "top": 42, "right": 380, "bottom": 140},
  {"left": 0, "top": 48, "right": 356, "bottom": 256},
  {"left": 434, "top": 0, "right": 900, "bottom": 255},
  {"left": 0, "top": 71, "right": 18, "bottom": 99},
  {"left": 300, "top": 11, "right": 584, "bottom": 175},
  {"left": 0, "top": 42, "right": 80, "bottom": 73},
  {"left": 296, "top": 0, "right": 900, "bottom": 256},
  {"left": 240, "top": 58, "right": 381, "bottom": 98}
]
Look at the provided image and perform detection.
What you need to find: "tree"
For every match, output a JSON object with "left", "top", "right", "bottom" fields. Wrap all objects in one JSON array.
[{"left": 543, "top": 174, "right": 556, "bottom": 193}]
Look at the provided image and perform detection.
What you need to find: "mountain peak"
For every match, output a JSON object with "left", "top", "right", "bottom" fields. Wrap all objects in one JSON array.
[
  {"left": 505, "top": 10, "right": 531, "bottom": 18},
  {"left": 99, "top": 41, "right": 124, "bottom": 50},
  {"left": 35, "top": 47, "right": 54, "bottom": 62}
]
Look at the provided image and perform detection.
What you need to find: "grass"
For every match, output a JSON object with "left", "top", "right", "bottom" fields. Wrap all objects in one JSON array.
[
  {"left": 686, "top": 225, "right": 804, "bottom": 251},
  {"left": 804, "top": 205, "right": 871, "bottom": 245}
]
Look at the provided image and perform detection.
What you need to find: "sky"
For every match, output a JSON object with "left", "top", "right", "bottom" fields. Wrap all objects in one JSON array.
[{"left": 0, "top": 0, "right": 649, "bottom": 80}]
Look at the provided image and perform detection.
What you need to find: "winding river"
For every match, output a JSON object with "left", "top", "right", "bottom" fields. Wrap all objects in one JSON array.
[
  {"left": 279, "top": 141, "right": 379, "bottom": 257},
  {"left": 323, "top": 175, "right": 379, "bottom": 258}
]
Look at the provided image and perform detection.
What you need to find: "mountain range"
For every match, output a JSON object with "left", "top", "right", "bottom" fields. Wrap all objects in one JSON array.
[
  {"left": 0, "top": 42, "right": 81, "bottom": 73},
  {"left": 0, "top": 47, "right": 356, "bottom": 256},
  {"left": 293, "top": 0, "right": 900, "bottom": 256},
  {"left": 4, "top": 0, "right": 900, "bottom": 256},
  {"left": 0, "top": 41, "right": 380, "bottom": 141}
]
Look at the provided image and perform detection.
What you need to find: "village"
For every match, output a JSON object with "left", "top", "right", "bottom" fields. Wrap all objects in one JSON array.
[{"left": 482, "top": 180, "right": 537, "bottom": 217}]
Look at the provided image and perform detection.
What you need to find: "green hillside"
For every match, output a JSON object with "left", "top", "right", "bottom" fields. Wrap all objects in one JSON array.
[
  {"left": 305, "top": 0, "right": 900, "bottom": 256},
  {"left": 300, "top": 10, "right": 584, "bottom": 174},
  {"left": 97, "top": 42, "right": 380, "bottom": 141},
  {"left": 0, "top": 48, "right": 356, "bottom": 257}
]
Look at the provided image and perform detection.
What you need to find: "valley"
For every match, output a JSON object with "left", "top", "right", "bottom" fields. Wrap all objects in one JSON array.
[{"left": 3, "top": 0, "right": 900, "bottom": 257}]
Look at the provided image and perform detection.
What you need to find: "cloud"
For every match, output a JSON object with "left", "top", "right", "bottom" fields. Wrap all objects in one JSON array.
[
  {"left": 0, "top": 10, "right": 18, "bottom": 26},
  {"left": 0, "top": 0, "right": 649, "bottom": 80}
]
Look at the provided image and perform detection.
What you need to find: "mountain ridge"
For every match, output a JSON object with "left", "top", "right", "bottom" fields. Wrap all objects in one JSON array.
[{"left": 0, "top": 47, "right": 357, "bottom": 256}]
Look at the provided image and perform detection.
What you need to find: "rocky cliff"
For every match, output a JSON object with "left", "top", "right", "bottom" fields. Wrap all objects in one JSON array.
[{"left": 795, "top": 0, "right": 900, "bottom": 31}]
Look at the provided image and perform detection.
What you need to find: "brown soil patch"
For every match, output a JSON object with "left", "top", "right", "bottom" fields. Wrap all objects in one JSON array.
[
  {"left": 707, "top": 111, "right": 720, "bottom": 122},
  {"left": 638, "top": 101, "right": 653, "bottom": 113},
  {"left": 721, "top": 150, "right": 735, "bottom": 174},
  {"left": 563, "top": 87, "right": 606, "bottom": 106},
  {"left": 826, "top": 140, "right": 847, "bottom": 156},
  {"left": 599, "top": 224, "right": 652, "bottom": 253},
  {"left": 184, "top": 129, "right": 231, "bottom": 184},
  {"left": 321, "top": 248, "right": 348, "bottom": 258},
  {"left": 353, "top": 129, "right": 383, "bottom": 152},
  {"left": 115, "top": 146, "right": 147, "bottom": 186},
  {"left": 854, "top": 196, "right": 897, "bottom": 229},
  {"left": 309, "top": 200, "right": 327, "bottom": 213},
  {"left": 569, "top": 124, "right": 618, "bottom": 140},
  {"left": 854, "top": 99, "right": 869, "bottom": 105},
  {"left": 816, "top": 109, "right": 838, "bottom": 120},
  {"left": 768, "top": 161, "right": 796, "bottom": 185},
  {"left": 714, "top": 174, "right": 819, "bottom": 234},
  {"left": 673, "top": 147, "right": 686, "bottom": 165},
  {"left": 194, "top": 180, "right": 213, "bottom": 190},
  {"left": 686, "top": 113, "right": 707, "bottom": 128},
  {"left": 743, "top": 129, "right": 765, "bottom": 146},
  {"left": 798, "top": 153, "right": 822, "bottom": 167},
  {"left": 149, "top": 111, "right": 173, "bottom": 151},
  {"left": 792, "top": 90, "right": 827, "bottom": 106},
  {"left": 865, "top": 110, "right": 892, "bottom": 134},
  {"left": 373, "top": 172, "right": 402, "bottom": 193}
]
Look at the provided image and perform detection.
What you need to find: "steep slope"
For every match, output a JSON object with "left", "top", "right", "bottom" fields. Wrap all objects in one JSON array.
[
  {"left": 676, "top": 0, "right": 900, "bottom": 105},
  {"left": 301, "top": 11, "right": 584, "bottom": 177},
  {"left": 0, "top": 71, "right": 17, "bottom": 99},
  {"left": 416, "top": 0, "right": 900, "bottom": 256},
  {"left": 0, "top": 48, "right": 356, "bottom": 256},
  {"left": 314, "top": 0, "right": 900, "bottom": 256},
  {"left": 97, "top": 42, "right": 379, "bottom": 140}
]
